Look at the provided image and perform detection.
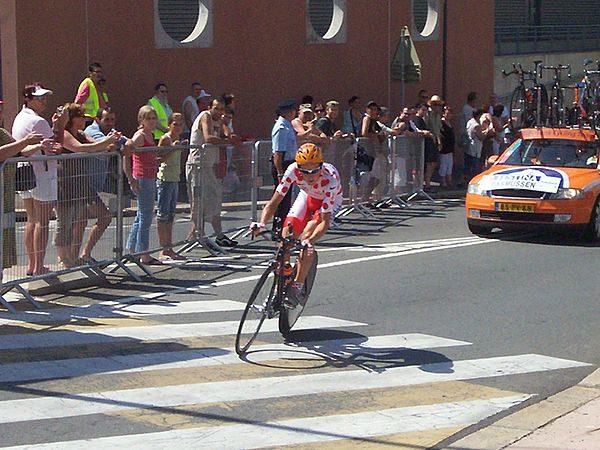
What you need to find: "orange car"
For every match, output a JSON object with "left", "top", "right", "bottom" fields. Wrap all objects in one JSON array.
[{"left": 466, "top": 128, "right": 600, "bottom": 239}]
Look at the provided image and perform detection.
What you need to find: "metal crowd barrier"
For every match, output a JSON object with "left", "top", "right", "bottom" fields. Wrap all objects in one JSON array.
[{"left": 0, "top": 136, "right": 428, "bottom": 312}]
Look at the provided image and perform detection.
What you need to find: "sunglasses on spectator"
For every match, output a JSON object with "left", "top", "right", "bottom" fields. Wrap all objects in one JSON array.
[{"left": 298, "top": 164, "right": 322, "bottom": 175}]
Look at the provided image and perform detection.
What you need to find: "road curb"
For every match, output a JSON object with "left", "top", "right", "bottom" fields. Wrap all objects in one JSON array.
[{"left": 447, "top": 368, "right": 600, "bottom": 449}]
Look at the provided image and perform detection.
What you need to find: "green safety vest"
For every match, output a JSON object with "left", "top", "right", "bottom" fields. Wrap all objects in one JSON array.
[
  {"left": 148, "top": 97, "right": 168, "bottom": 140},
  {"left": 77, "top": 78, "right": 108, "bottom": 118}
]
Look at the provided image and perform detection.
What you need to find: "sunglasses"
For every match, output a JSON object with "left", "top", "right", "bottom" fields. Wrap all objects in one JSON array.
[{"left": 298, "top": 164, "right": 322, "bottom": 175}]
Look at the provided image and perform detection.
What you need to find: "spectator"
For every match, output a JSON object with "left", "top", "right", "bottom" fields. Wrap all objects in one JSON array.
[
  {"left": 412, "top": 103, "right": 439, "bottom": 192},
  {"left": 425, "top": 95, "right": 444, "bottom": 190},
  {"left": 480, "top": 112, "right": 496, "bottom": 162},
  {"left": 417, "top": 89, "right": 430, "bottom": 106},
  {"left": 197, "top": 89, "right": 212, "bottom": 112},
  {"left": 292, "top": 104, "right": 327, "bottom": 144},
  {"left": 57, "top": 103, "right": 120, "bottom": 268},
  {"left": 182, "top": 82, "right": 203, "bottom": 140},
  {"left": 460, "top": 91, "right": 478, "bottom": 147},
  {"left": 74, "top": 63, "right": 109, "bottom": 124},
  {"left": 439, "top": 105, "right": 456, "bottom": 189},
  {"left": 12, "top": 84, "right": 66, "bottom": 276},
  {"left": 124, "top": 105, "right": 161, "bottom": 265},
  {"left": 0, "top": 126, "right": 45, "bottom": 275},
  {"left": 314, "top": 103, "right": 326, "bottom": 120},
  {"left": 222, "top": 93, "right": 236, "bottom": 131},
  {"left": 487, "top": 93, "right": 509, "bottom": 122},
  {"left": 389, "top": 106, "right": 413, "bottom": 190},
  {"left": 221, "top": 107, "right": 241, "bottom": 194},
  {"left": 148, "top": 83, "right": 173, "bottom": 142},
  {"left": 360, "top": 100, "right": 385, "bottom": 205},
  {"left": 82, "top": 107, "right": 125, "bottom": 262},
  {"left": 377, "top": 107, "right": 399, "bottom": 136},
  {"left": 342, "top": 95, "right": 362, "bottom": 135},
  {"left": 187, "top": 97, "right": 240, "bottom": 248},
  {"left": 270, "top": 99, "right": 298, "bottom": 237},
  {"left": 315, "top": 100, "right": 344, "bottom": 138},
  {"left": 157, "top": 113, "right": 187, "bottom": 260},
  {"left": 464, "top": 108, "right": 495, "bottom": 179},
  {"left": 491, "top": 103, "right": 508, "bottom": 155},
  {"left": 301, "top": 95, "right": 314, "bottom": 106}
]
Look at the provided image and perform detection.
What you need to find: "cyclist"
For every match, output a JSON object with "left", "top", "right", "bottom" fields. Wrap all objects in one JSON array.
[{"left": 251, "top": 143, "right": 343, "bottom": 308}]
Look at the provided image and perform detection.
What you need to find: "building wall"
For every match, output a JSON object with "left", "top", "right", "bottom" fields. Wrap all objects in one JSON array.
[{"left": 1, "top": 0, "right": 494, "bottom": 137}]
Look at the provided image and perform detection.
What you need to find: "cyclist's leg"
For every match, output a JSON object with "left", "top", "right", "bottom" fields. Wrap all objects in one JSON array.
[
  {"left": 293, "top": 196, "right": 325, "bottom": 284},
  {"left": 281, "top": 191, "right": 310, "bottom": 266}
]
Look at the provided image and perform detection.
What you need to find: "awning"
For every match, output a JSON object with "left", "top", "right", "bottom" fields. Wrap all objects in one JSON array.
[{"left": 391, "top": 26, "right": 422, "bottom": 82}]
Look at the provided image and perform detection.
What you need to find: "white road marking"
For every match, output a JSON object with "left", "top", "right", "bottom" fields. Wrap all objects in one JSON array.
[
  {"left": 0, "top": 316, "right": 365, "bottom": 350},
  {"left": 4, "top": 395, "right": 531, "bottom": 449},
  {"left": 0, "top": 333, "right": 471, "bottom": 383},
  {"left": 0, "top": 300, "right": 246, "bottom": 325},
  {"left": 0, "top": 354, "right": 588, "bottom": 424}
]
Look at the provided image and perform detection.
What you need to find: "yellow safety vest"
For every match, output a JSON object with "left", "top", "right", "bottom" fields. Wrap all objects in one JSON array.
[
  {"left": 77, "top": 78, "right": 108, "bottom": 118},
  {"left": 148, "top": 97, "right": 168, "bottom": 140}
]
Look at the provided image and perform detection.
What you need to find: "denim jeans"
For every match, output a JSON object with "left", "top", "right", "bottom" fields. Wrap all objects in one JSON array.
[
  {"left": 126, "top": 178, "right": 156, "bottom": 253},
  {"left": 156, "top": 180, "right": 179, "bottom": 223}
]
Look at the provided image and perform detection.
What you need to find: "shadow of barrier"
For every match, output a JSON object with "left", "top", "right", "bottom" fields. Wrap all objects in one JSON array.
[{"left": 0, "top": 137, "right": 431, "bottom": 312}]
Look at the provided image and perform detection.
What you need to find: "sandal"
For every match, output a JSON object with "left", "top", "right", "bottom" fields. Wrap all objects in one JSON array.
[{"left": 141, "top": 257, "right": 163, "bottom": 266}]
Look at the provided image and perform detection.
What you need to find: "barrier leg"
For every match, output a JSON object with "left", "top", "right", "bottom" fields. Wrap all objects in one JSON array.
[
  {"left": 13, "top": 283, "right": 42, "bottom": 310},
  {"left": 0, "top": 294, "right": 16, "bottom": 313}
]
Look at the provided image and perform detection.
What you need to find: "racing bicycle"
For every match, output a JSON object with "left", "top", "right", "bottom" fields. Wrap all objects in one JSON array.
[
  {"left": 235, "top": 225, "right": 318, "bottom": 355},
  {"left": 503, "top": 60, "right": 548, "bottom": 129},
  {"left": 539, "top": 64, "right": 572, "bottom": 127}
]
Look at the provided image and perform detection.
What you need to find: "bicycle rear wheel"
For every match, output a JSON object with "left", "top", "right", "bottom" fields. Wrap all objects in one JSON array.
[
  {"left": 279, "top": 253, "right": 318, "bottom": 337},
  {"left": 235, "top": 265, "right": 278, "bottom": 355}
]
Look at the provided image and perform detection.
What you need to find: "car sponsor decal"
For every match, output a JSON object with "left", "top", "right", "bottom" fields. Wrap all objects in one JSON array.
[{"left": 479, "top": 167, "right": 568, "bottom": 193}]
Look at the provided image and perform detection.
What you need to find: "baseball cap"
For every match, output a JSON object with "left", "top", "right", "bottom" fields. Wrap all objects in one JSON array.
[
  {"left": 31, "top": 86, "right": 53, "bottom": 97},
  {"left": 366, "top": 100, "right": 378, "bottom": 108},
  {"left": 325, "top": 100, "right": 339, "bottom": 108},
  {"left": 299, "top": 103, "right": 313, "bottom": 113},
  {"left": 198, "top": 89, "right": 211, "bottom": 98}
]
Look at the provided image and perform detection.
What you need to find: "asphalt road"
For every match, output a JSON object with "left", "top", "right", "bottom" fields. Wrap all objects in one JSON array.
[{"left": 0, "top": 198, "right": 598, "bottom": 448}]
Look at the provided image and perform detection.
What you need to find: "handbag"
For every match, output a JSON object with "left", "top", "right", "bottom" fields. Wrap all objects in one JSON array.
[
  {"left": 15, "top": 163, "right": 36, "bottom": 191},
  {"left": 356, "top": 144, "right": 374, "bottom": 171}
]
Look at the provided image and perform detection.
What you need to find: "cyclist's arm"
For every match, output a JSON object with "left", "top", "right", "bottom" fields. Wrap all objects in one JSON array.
[
  {"left": 303, "top": 212, "right": 332, "bottom": 243},
  {"left": 258, "top": 191, "right": 285, "bottom": 225}
]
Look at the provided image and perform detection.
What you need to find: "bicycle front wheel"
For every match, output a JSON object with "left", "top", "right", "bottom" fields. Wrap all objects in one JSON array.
[
  {"left": 235, "top": 265, "right": 278, "bottom": 355},
  {"left": 279, "top": 253, "right": 318, "bottom": 337}
]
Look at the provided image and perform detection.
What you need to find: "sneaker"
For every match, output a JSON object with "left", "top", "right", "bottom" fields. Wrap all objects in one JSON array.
[
  {"left": 215, "top": 235, "right": 238, "bottom": 247},
  {"left": 283, "top": 282, "right": 305, "bottom": 309}
]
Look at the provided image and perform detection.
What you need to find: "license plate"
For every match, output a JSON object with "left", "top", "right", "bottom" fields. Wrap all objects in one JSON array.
[{"left": 496, "top": 202, "right": 535, "bottom": 213}]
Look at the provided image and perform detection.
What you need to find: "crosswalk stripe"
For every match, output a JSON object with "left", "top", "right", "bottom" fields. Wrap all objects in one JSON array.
[
  {"left": 0, "top": 316, "right": 365, "bottom": 350},
  {"left": 0, "top": 353, "right": 588, "bottom": 424},
  {"left": 0, "top": 333, "right": 471, "bottom": 383},
  {"left": 0, "top": 300, "right": 246, "bottom": 325},
  {"left": 3, "top": 395, "right": 530, "bottom": 449}
]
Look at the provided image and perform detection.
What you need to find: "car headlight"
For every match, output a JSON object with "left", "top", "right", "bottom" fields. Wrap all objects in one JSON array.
[
  {"left": 467, "top": 182, "right": 490, "bottom": 196},
  {"left": 547, "top": 188, "right": 586, "bottom": 200}
]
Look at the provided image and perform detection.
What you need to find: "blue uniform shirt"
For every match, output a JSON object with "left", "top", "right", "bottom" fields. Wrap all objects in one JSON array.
[{"left": 271, "top": 116, "right": 297, "bottom": 162}]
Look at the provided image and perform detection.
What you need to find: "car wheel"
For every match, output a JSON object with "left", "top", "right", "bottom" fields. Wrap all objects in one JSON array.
[
  {"left": 584, "top": 198, "right": 600, "bottom": 242},
  {"left": 468, "top": 223, "right": 493, "bottom": 236}
]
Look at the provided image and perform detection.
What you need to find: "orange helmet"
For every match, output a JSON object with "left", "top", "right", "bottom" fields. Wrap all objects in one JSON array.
[{"left": 295, "top": 143, "right": 324, "bottom": 165}]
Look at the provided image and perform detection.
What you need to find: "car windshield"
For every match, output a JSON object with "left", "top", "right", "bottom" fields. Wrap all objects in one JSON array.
[{"left": 499, "top": 139, "right": 598, "bottom": 168}]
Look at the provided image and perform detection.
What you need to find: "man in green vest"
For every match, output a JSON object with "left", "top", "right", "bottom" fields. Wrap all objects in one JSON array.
[
  {"left": 75, "top": 62, "right": 109, "bottom": 122},
  {"left": 148, "top": 83, "right": 173, "bottom": 142}
]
